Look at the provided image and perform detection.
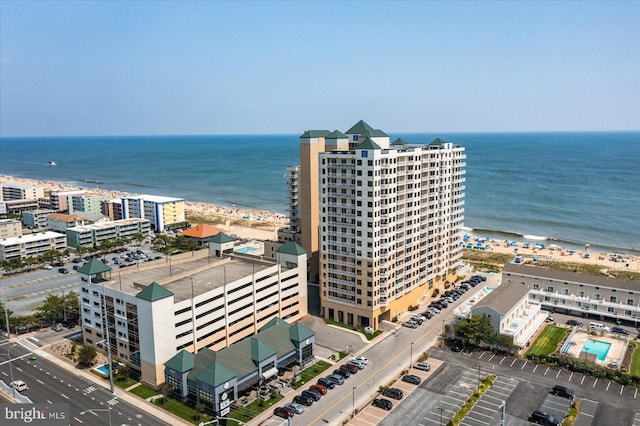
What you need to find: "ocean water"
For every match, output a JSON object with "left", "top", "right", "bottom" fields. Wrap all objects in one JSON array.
[{"left": 1, "top": 132, "right": 638, "bottom": 253}]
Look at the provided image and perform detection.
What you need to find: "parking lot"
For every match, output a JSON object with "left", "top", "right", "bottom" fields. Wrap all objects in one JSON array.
[{"left": 461, "top": 375, "right": 518, "bottom": 426}]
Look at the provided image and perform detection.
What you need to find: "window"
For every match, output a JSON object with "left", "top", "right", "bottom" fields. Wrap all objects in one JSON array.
[
  {"left": 610, "top": 296, "right": 617, "bottom": 303},
  {"left": 353, "top": 135, "right": 359, "bottom": 142},
  {"left": 546, "top": 286, "right": 554, "bottom": 293}
]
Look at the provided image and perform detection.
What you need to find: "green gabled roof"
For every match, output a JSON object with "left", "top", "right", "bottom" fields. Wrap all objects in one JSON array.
[
  {"left": 325, "top": 130, "right": 348, "bottom": 139},
  {"left": 277, "top": 241, "right": 305, "bottom": 256},
  {"left": 392, "top": 138, "right": 408, "bottom": 146},
  {"left": 209, "top": 232, "right": 235, "bottom": 243},
  {"left": 259, "top": 317, "right": 289, "bottom": 332},
  {"left": 289, "top": 322, "right": 314, "bottom": 343},
  {"left": 165, "top": 350, "right": 194, "bottom": 373},
  {"left": 429, "top": 137, "right": 445, "bottom": 146},
  {"left": 251, "top": 338, "right": 276, "bottom": 363},
  {"left": 345, "top": 120, "right": 388, "bottom": 137},
  {"left": 77, "top": 258, "right": 112, "bottom": 275},
  {"left": 189, "top": 348, "right": 218, "bottom": 379},
  {"left": 356, "top": 137, "right": 381, "bottom": 150},
  {"left": 300, "top": 130, "right": 331, "bottom": 138},
  {"left": 135, "top": 282, "right": 174, "bottom": 302},
  {"left": 195, "top": 360, "right": 237, "bottom": 387}
]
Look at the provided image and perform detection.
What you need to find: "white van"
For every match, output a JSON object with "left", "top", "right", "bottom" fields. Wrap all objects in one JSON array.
[
  {"left": 11, "top": 380, "right": 28, "bottom": 392},
  {"left": 589, "top": 322, "right": 610, "bottom": 332}
]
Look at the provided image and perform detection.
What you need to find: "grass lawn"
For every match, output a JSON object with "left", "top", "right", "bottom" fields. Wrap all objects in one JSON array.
[
  {"left": 154, "top": 397, "right": 212, "bottom": 425},
  {"left": 114, "top": 375, "right": 137, "bottom": 389},
  {"left": 526, "top": 325, "right": 568, "bottom": 357},
  {"left": 130, "top": 384, "right": 159, "bottom": 399},
  {"left": 228, "top": 393, "right": 284, "bottom": 423},
  {"left": 292, "top": 360, "right": 332, "bottom": 388},
  {"left": 630, "top": 344, "right": 640, "bottom": 377}
]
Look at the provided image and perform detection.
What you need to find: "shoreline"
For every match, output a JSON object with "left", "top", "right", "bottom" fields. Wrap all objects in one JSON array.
[{"left": 1, "top": 174, "right": 288, "bottom": 241}]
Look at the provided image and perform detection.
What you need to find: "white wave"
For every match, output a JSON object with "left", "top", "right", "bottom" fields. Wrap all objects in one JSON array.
[
  {"left": 523, "top": 234, "right": 548, "bottom": 241},
  {"left": 462, "top": 226, "right": 473, "bottom": 231}
]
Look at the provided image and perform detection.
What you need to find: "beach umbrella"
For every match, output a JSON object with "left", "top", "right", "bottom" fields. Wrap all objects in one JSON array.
[{"left": 514, "top": 248, "right": 519, "bottom": 254}]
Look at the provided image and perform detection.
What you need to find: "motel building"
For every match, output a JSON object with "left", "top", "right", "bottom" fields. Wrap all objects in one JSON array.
[{"left": 78, "top": 234, "right": 309, "bottom": 388}]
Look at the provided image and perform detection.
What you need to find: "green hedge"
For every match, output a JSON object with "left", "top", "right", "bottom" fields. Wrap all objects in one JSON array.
[{"left": 447, "top": 375, "right": 496, "bottom": 426}]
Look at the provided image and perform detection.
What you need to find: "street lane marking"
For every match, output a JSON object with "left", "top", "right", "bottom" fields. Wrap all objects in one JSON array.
[
  {"left": 61, "top": 393, "right": 69, "bottom": 399},
  {"left": 36, "top": 379, "right": 44, "bottom": 385},
  {"left": 74, "top": 418, "right": 83, "bottom": 423}
]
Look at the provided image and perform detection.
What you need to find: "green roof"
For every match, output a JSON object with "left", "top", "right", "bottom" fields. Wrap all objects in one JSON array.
[
  {"left": 345, "top": 120, "right": 388, "bottom": 137},
  {"left": 289, "top": 322, "right": 314, "bottom": 343},
  {"left": 209, "top": 232, "right": 235, "bottom": 243},
  {"left": 164, "top": 350, "right": 194, "bottom": 373},
  {"left": 188, "top": 348, "right": 218, "bottom": 379},
  {"left": 300, "top": 130, "right": 331, "bottom": 138},
  {"left": 135, "top": 281, "right": 174, "bottom": 302},
  {"left": 325, "top": 130, "right": 348, "bottom": 139},
  {"left": 259, "top": 317, "right": 289, "bottom": 332},
  {"left": 277, "top": 241, "right": 305, "bottom": 256},
  {"left": 429, "top": 137, "right": 445, "bottom": 146},
  {"left": 356, "top": 137, "right": 381, "bottom": 150},
  {"left": 251, "top": 338, "right": 277, "bottom": 363},
  {"left": 77, "top": 258, "right": 112, "bottom": 275},
  {"left": 392, "top": 138, "right": 408, "bottom": 146},
  {"left": 195, "top": 360, "right": 237, "bottom": 387}
]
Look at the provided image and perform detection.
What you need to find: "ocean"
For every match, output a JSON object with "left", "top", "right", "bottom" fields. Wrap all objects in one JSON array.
[{"left": 1, "top": 132, "right": 639, "bottom": 254}]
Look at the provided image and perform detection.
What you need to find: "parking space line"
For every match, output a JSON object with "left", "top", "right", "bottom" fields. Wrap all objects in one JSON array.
[
  {"left": 499, "top": 356, "right": 506, "bottom": 364},
  {"left": 581, "top": 375, "right": 585, "bottom": 385},
  {"left": 510, "top": 359, "right": 517, "bottom": 367},
  {"left": 479, "top": 351, "right": 487, "bottom": 359},
  {"left": 544, "top": 367, "right": 550, "bottom": 375},
  {"left": 532, "top": 364, "right": 539, "bottom": 373},
  {"left": 520, "top": 361, "right": 527, "bottom": 370},
  {"left": 606, "top": 381, "right": 611, "bottom": 391},
  {"left": 568, "top": 372, "right": 573, "bottom": 382},
  {"left": 620, "top": 385, "right": 624, "bottom": 395},
  {"left": 556, "top": 370, "right": 561, "bottom": 378},
  {"left": 635, "top": 388, "right": 638, "bottom": 399},
  {"left": 462, "top": 417, "right": 490, "bottom": 425},
  {"left": 593, "top": 378, "right": 598, "bottom": 388}
]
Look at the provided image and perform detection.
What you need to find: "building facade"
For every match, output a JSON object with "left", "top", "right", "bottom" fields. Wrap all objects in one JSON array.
[
  {"left": 67, "top": 193, "right": 109, "bottom": 215},
  {"left": 78, "top": 239, "right": 308, "bottom": 386},
  {"left": 46, "top": 213, "right": 93, "bottom": 232},
  {"left": 66, "top": 218, "right": 151, "bottom": 248},
  {"left": 101, "top": 199, "right": 123, "bottom": 221},
  {"left": 121, "top": 195, "right": 185, "bottom": 231},
  {"left": 0, "top": 183, "right": 45, "bottom": 201},
  {"left": 22, "top": 209, "right": 57, "bottom": 229},
  {"left": 0, "top": 219, "right": 22, "bottom": 239},
  {"left": 0, "top": 231, "right": 67, "bottom": 260},
  {"left": 49, "top": 190, "right": 86, "bottom": 212},
  {"left": 303, "top": 121, "right": 465, "bottom": 331}
]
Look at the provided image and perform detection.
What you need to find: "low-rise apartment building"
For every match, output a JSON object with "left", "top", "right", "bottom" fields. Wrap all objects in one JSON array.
[
  {"left": 78, "top": 238, "right": 308, "bottom": 387},
  {"left": 68, "top": 193, "right": 109, "bottom": 215},
  {"left": 46, "top": 213, "right": 93, "bottom": 232},
  {"left": 0, "top": 231, "right": 67, "bottom": 260},
  {"left": 503, "top": 263, "right": 640, "bottom": 326},
  {"left": 66, "top": 218, "right": 151, "bottom": 248},
  {"left": 22, "top": 209, "right": 57, "bottom": 229},
  {"left": 0, "top": 183, "right": 45, "bottom": 201},
  {"left": 50, "top": 190, "right": 86, "bottom": 211},
  {"left": 0, "top": 219, "right": 22, "bottom": 239}
]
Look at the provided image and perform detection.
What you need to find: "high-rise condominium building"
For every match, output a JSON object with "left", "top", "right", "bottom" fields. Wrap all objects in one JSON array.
[{"left": 293, "top": 120, "right": 466, "bottom": 331}]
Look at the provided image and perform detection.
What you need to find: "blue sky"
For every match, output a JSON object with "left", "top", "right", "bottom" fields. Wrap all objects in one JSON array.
[{"left": 1, "top": 1, "right": 638, "bottom": 136}]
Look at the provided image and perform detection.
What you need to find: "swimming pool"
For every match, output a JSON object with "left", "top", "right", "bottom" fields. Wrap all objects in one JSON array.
[
  {"left": 96, "top": 364, "right": 110, "bottom": 375},
  {"left": 582, "top": 339, "right": 611, "bottom": 361},
  {"left": 235, "top": 247, "right": 257, "bottom": 254}
]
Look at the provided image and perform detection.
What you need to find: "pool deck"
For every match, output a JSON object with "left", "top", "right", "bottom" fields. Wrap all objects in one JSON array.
[{"left": 563, "top": 331, "right": 627, "bottom": 366}]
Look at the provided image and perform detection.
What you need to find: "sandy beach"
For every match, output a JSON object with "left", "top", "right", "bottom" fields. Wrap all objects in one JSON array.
[{"left": 1, "top": 174, "right": 287, "bottom": 241}]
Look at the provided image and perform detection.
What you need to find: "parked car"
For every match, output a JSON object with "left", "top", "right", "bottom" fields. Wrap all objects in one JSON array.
[
  {"left": 285, "top": 402, "right": 305, "bottom": 414},
  {"left": 72, "top": 265, "right": 80, "bottom": 271},
  {"left": 15, "top": 326, "right": 28, "bottom": 335},
  {"left": 301, "top": 389, "right": 321, "bottom": 401},
  {"left": 421, "top": 311, "right": 433, "bottom": 319},
  {"left": 450, "top": 341, "right": 464, "bottom": 352},
  {"left": 611, "top": 326, "right": 631, "bottom": 336},
  {"left": 309, "top": 384, "right": 327, "bottom": 395},
  {"left": 551, "top": 385, "right": 575, "bottom": 400},
  {"left": 51, "top": 323, "right": 63, "bottom": 332},
  {"left": 53, "top": 261, "right": 64, "bottom": 267},
  {"left": 471, "top": 275, "right": 487, "bottom": 282},
  {"left": 353, "top": 356, "right": 368, "bottom": 365},
  {"left": 403, "top": 321, "right": 418, "bottom": 329},
  {"left": 274, "top": 407, "right": 295, "bottom": 419},
  {"left": 381, "top": 388, "right": 403, "bottom": 400},
  {"left": 414, "top": 362, "right": 431, "bottom": 371},
  {"left": 58, "top": 268, "right": 69, "bottom": 274},
  {"left": 566, "top": 319, "right": 583, "bottom": 328},
  {"left": 340, "top": 364, "right": 358, "bottom": 374},
  {"left": 347, "top": 359, "right": 366, "bottom": 370},
  {"left": 545, "top": 315, "right": 555, "bottom": 322},
  {"left": 412, "top": 313, "right": 427, "bottom": 322},
  {"left": 42, "top": 264, "right": 53, "bottom": 270},
  {"left": 529, "top": 410, "right": 561, "bottom": 426},
  {"left": 293, "top": 395, "right": 313, "bottom": 406},
  {"left": 327, "top": 374, "right": 344, "bottom": 385},
  {"left": 401, "top": 374, "right": 421, "bottom": 385},
  {"left": 372, "top": 398, "right": 393, "bottom": 410},
  {"left": 318, "top": 377, "right": 336, "bottom": 389}
]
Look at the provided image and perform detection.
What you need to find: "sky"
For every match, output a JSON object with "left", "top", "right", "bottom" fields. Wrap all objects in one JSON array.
[{"left": 1, "top": 1, "right": 638, "bottom": 137}]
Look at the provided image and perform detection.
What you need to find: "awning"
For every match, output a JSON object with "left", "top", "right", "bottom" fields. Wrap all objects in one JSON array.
[{"left": 262, "top": 367, "right": 278, "bottom": 379}]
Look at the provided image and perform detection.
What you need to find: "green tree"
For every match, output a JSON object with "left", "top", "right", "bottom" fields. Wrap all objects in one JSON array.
[
  {"left": 77, "top": 345, "right": 97, "bottom": 367},
  {"left": 132, "top": 233, "right": 146, "bottom": 247},
  {"left": 33, "top": 294, "right": 64, "bottom": 324},
  {"left": 454, "top": 315, "right": 497, "bottom": 345},
  {"left": 23, "top": 256, "right": 39, "bottom": 272},
  {"left": 151, "top": 234, "right": 172, "bottom": 252},
  {"left": 42, "top": 249, "right": 63, "bottom": 263},
  {"left": 0, "top": 258, "right": 24, "bottom": 274}
]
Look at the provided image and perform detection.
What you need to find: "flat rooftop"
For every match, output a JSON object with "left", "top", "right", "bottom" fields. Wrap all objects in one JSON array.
[
  {"left": 1, "top": 231, "right": 66, "bottom": 244},
  {"left": 102, "top": 255, "right": 276, "bottom": 303},
  {"left": 122, "top": 194, "right": 183, "bottom": 203},
  {"left": 71, "top": 218, "right": 149, "bottom": 231}
]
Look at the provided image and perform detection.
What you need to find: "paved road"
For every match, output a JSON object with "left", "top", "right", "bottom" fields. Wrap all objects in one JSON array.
[{"left": 0, "top": 339, "right": 171, "bottom": 426}]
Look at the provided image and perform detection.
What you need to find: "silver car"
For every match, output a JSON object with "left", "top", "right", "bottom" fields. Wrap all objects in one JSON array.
[{"left": 285, "top": 402, "right": 304, "bottom": 414}]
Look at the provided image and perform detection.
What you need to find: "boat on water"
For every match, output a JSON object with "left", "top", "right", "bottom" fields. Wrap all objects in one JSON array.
[{"left": 48, "top": 161, "right": 57, "bottom": 166}]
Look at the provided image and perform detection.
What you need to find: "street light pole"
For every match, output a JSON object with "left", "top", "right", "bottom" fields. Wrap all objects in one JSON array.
[
  {"left": 3, "top": 297, "right": 11, "bottom": 339},
  {"left": 352, "top": 386, "right": 356, "bottom": 417},
  {"left": 410, "top": 342, "right": 415, "bottom": 369},
  {"left": 6, "top": 344, "right": 17, "bottom": 398}
]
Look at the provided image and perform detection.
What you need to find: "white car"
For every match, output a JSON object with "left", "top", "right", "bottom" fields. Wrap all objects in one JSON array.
[
  {"left": 353, "top": 356, "right": 368, "bottom": 365},
  {"left": 414, "top": 362, "right": 431, "bottom": 371},
  {"left": 11, "top": 380, "right": 28, "bottom": 392},
  {"left": 42, "top": 264, "right": 53, "bottom": 270}
]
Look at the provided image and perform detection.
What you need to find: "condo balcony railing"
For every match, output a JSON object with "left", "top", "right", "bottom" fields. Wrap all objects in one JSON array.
[{"left": 327, "top": 295, "right": 357, "bottom": 306}]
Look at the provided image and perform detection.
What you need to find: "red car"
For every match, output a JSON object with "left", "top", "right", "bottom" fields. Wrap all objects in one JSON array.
[
  {"left": 309, "top": 384, "right": 328, "bottom": 395},
  {"left": 274, "top": 406, "right": 295, "bottom": 419},
  {"left": 341, "top": 363, "right": 358, "bottom": 374}
]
